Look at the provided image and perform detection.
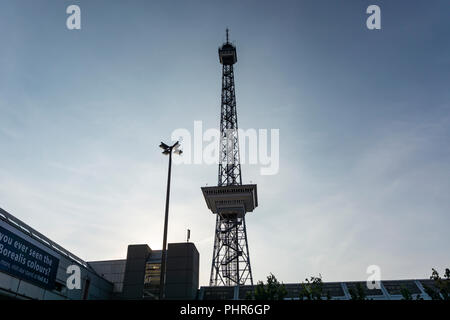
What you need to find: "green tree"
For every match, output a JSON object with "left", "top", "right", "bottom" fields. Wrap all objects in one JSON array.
[
  {"left": 252, "top": 273, "right": 288, "bottom": 300},
  {"left": 348, "top": 283, "right": 367, "bottom": 300},
  {"left": 299, "top": 275, "right": 328, "bottom": 300},
  {"left": 400, "top": 287, "right": 424, "bottom": 300},
  {"left": 244, "top": 290, "right": 254, "bottom": 300},
  {"left": 423, "top": 267, "right": 449, "bottom": 300},
  {"left": 400, "top": 286, "right": 413, "bottom": 300}
]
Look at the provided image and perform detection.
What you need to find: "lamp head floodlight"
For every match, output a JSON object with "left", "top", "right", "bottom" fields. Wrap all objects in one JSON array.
[
  {"left": 159, "top": 141, "right": 182, "bottom": 156},
  {"left": 159, "top": 142, "right": 169, "bottom": 150}
]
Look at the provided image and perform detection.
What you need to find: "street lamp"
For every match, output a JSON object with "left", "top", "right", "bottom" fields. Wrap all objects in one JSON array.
[{"left": 158, "top": 140, "right": 182, "bottom": 300}]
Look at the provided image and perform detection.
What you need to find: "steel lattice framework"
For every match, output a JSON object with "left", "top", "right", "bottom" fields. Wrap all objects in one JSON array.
[{"left": 209, "top": 30, "right": 253, "bottom": 287}]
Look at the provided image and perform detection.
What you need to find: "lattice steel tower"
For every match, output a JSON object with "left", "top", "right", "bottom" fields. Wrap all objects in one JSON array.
[{"left": 202, "top": 29, "right": 258, "bottom": 287}]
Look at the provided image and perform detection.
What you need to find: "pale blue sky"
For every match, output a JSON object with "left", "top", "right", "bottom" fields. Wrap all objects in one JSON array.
[{"left": 0, "top": 0, "right": 449, "bottom": 286}]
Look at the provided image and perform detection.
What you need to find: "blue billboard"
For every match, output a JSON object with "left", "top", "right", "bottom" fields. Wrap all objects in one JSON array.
[{"left": 0, "top": 225, "right": 60, "bottom": 290}]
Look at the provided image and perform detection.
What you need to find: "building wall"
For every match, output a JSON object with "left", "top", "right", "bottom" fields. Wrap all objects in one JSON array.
[
  {"left": 88, "top": 259, "right": 126, "bottom": 294},
  {"left": 166, "top": 242, "right": 199, "bottom": 300},
  {"left": 122, "top": 244, "right": 152, "bottom": 299}
]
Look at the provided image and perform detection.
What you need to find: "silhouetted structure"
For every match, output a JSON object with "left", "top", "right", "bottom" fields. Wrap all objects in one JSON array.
[{"left": 202, "top": 29, "right": 258, "bottom": 287}]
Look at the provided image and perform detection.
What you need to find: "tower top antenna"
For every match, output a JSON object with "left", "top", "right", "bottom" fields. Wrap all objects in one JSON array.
[{"left": 218, "top": 28, "right": 237, "bottom": 65}]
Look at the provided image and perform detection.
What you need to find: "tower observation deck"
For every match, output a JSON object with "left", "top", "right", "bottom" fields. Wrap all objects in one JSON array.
[{"left": 202, "top": 29, "right": 258, "bottom": 287}]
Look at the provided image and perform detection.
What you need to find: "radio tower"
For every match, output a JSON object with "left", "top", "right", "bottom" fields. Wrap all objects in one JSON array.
[{"left": 202, "top": 29, "right": 258, "bottom": 287}]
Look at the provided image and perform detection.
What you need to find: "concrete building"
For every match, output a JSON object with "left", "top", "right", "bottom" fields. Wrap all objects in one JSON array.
[
  {"left": 0, "top": 207, "right": 113, "bottom": 300},
  {"left": 89, "top": 242, "right": 199, "bottom": 300},
  {"left": 1, "top": 206, "right": 441, "bottom": 301},
  {"left": 199, "top": 279, "right": 441, "bottom": 300},
  {"left": 0, "top": 207, "right": 199, "bottom": 300}
]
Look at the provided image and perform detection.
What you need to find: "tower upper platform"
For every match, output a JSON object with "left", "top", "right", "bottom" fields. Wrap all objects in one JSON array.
[{"left": 218, "top": 29, "right": 237, "bottom": 65}]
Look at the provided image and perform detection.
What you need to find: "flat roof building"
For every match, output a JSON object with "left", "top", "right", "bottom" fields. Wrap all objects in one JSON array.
[
  {"left": 199, "top": 279, "right": 440, "bottom": 300},
  {"left": 0, "top": 207, "right": 113, "bottom": 300},
  {"left": 89, "top": 243, "right": 199, "bottom": 300},
  {"left": 1, "top": 207, "right": 440, "bottom": 301},
  {"left": 0, "top": 207, "right": 199, "bottom": 300}
]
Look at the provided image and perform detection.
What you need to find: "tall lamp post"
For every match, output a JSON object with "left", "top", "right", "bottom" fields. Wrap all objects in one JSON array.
[{"left": 158, "top": 141, "right": 182, "bottom": 300}]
